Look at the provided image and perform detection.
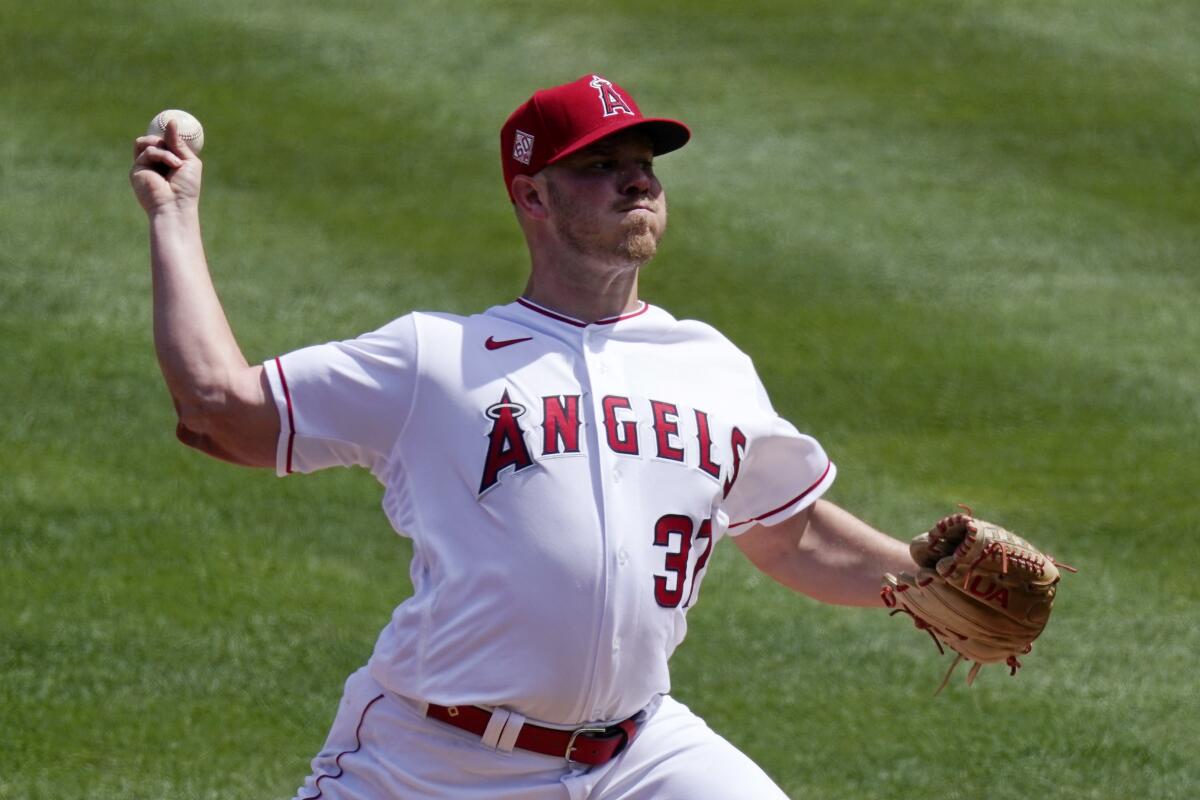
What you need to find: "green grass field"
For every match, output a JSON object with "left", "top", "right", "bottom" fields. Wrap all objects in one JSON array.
[{"left": 2, "top": 1, "right": 1197, "bottom": 797}]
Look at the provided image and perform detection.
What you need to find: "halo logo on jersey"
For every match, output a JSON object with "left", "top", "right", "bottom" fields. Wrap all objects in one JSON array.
[
  {"left": 512, "top": 130, "right": 535, "bottom": 165},
  {"left": 479, "top": 390, "right": 535, "bottom": 494},
  {"left": 589, "top": 75, "right": 634, "bottom": 118}
]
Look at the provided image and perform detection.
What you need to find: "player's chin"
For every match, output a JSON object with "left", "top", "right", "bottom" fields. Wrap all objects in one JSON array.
[
  {"left": 620, "top": 229, "right": 660, "bottom": 265},
  {"left": 622, "top": 212, "right": 664, "bottom": 256}
]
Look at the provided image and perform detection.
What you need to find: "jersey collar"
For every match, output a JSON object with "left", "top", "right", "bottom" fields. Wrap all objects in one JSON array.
[{"left": 514, "top": 297, "right": 651, "bottom": 329}]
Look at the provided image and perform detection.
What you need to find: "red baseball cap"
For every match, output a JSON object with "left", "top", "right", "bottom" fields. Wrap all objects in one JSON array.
[{"left": 500, "top": 74, "right": 691, "bottom": 200}]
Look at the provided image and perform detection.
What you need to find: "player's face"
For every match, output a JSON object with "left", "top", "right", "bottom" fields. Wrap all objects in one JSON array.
[{"left": 543, "top": 131, "right": 667, "bottom": 267}]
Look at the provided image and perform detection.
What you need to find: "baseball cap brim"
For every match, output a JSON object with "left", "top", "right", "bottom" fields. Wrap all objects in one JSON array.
[{"left": 546, "top": 117, "right": 691, "bottom": 167}]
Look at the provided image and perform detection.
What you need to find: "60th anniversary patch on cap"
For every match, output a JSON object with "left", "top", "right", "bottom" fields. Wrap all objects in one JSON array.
[{"left": 512, "top": 129, "right": 535, "bottom": 165}]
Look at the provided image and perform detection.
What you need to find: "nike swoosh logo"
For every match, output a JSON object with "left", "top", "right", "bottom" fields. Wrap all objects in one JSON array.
[{"left": 485, "top": 335, "right": 533, "bottom": 351}]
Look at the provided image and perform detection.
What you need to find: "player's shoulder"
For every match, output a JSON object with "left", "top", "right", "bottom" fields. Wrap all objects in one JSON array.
[
  {"left": 400, "top": 306, "right": 548, "bottom": 359},
  {"left": 316, "top": 307, "right": 519, "bottom": 362},
  {"left": 654, "top": 309, "right": 756, "bottom": 366},
  {"left": 662, "top": 313, "right": 740, "bottom": 347},
  {"left": 407, "top": 306, "right": 531, "bottom": 337}
]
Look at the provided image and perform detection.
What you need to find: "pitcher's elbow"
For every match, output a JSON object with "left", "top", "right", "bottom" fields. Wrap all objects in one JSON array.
[
  {"left": 172, "top": 397, "right": 234, "bottom": 460},
  {"left": 164, "top": 367, "right": 278, "bottom": 468}
]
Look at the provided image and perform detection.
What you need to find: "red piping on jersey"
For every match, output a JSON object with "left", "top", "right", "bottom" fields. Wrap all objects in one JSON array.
[
  {"left": 303, "top": 693, "right": 386, "bottom": 799},
  {"left": 728, "top": 461, "right": 833, "bottom": 528},
  {"left": 274, "top": 357, "right": 296, "bottom": 475},
  {"left": 516, "top": 297, "right": 650, "bottom": 327}
]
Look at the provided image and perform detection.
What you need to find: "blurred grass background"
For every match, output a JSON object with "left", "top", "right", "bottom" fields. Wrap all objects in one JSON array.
[{"left": 1, "top": 0, "right": 1197, "bottom": 797}]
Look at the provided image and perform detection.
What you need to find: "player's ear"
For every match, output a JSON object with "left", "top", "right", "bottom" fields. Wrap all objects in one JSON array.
[{"left": 511, "top": 175, "right": 550, "bottom": 220}]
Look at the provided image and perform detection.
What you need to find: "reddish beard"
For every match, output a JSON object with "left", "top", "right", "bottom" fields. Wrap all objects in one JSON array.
[
  {"left": 548, "top": 180, "right": 665, "bottom": 266},
  {"left": 619, "top": 212, "right": 660, "bottom": 264}
]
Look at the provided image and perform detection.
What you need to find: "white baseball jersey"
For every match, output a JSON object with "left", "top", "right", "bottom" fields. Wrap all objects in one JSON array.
[{"left": 264, "top": 298, "right": 835, "bottom": 727}]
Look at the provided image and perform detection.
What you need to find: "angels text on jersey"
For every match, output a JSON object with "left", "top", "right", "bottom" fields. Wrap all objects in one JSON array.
[{"left": 479, "top": 387, "right": 745, "bottom": 500}]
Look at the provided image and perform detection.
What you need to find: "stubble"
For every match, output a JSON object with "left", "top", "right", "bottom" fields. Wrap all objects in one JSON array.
[{"left": 547, "top": 180, "right": 664, "bottom": 267}]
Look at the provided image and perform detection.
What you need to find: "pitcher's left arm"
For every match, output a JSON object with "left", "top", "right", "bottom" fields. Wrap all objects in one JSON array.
[{"left": 734, "top": 500, "right": 915, "bottom": 607}]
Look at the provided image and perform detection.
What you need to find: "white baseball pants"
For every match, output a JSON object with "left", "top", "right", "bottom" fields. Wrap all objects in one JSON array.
[{"left": 293, "top": 667, "right": 790, "bottom": 799}]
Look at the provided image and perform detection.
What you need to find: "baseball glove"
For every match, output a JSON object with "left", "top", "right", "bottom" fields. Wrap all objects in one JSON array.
[{"left": 881, "top": 509, "right": 1074, "bottom": 693}]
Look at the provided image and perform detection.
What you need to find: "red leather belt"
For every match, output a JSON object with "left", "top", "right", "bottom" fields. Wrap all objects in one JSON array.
[{"left": 425, "top": 703, "right": 639, "bottom": 766}]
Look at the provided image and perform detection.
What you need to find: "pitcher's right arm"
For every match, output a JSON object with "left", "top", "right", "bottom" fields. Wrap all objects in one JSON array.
[{"left": 130, "top": 120, "right": 278, "bottom": 467}]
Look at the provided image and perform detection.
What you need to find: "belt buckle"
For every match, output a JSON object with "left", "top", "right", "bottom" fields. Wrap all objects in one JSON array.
[{"left": 564, "top": 726, "right": 610, "bottom": 764}]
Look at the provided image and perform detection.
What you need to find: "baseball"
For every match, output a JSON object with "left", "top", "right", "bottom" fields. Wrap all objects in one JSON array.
[{"left": 147, "top": 109, "right": 204, "bottom": 154}]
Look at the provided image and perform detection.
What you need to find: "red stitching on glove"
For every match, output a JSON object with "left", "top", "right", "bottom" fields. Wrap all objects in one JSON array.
[
  {"left": 960, "top": 540, "right": 1054, "bottom": 589},
  {"left": 889, "top": 605, "right": 946, "bottom": 656}
]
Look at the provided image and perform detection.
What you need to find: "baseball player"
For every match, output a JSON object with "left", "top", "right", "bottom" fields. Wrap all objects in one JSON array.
[{"left": 130, "top": 74, "right": 917, "bottom": 799}]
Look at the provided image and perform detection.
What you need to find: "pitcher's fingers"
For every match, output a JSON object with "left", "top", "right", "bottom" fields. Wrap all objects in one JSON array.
[
  {"left": 134, "top": 135, "right": 165, "bottom": 158},
  {"left": 163, "top": 119, "right": 197, "bottom": 159},
  {"left": 135, "top": 145, "right": 183, "bottom": 170}
]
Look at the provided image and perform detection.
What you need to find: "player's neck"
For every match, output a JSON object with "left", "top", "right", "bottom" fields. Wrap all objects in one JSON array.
[{"left": 522, "top": 260, "right": 641, "bottom": 324}]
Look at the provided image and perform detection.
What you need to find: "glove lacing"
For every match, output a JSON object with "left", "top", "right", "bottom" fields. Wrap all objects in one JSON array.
[{"left": 881, "top": 583, "right": 1030, "bottom": 695}]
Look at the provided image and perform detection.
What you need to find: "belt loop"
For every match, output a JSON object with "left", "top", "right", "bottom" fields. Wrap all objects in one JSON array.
[
  {"left": 497, "top": 711, "right": 525, "bottom": 753},
  {"left": 481, "top": 707, "right": 511, "bottom": 750}
]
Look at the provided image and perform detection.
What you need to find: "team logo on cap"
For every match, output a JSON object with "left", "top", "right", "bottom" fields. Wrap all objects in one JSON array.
[
  {"left": 589, "top": 75, "right": 634, "bottom": 118},
  {"left": 512, "top": 130, "right": 535, "bottom": 165}
]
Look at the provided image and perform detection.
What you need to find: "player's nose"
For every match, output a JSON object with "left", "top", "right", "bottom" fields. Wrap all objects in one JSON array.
[{"left": 618, "top": 164, "right": 655, "bottom": 197}]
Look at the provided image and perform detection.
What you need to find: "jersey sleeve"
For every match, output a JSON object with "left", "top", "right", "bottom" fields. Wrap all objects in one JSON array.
[
  {"left": 719, "top": 375, "right": 836, "bottom": 534},
  {"left": 262, "top": 314, "right": 418, "bottom": 478}
]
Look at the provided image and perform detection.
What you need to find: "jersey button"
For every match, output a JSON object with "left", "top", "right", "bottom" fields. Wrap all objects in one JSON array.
[{"left": 618, "top": 548, "right": 630, "bottom": 566}]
